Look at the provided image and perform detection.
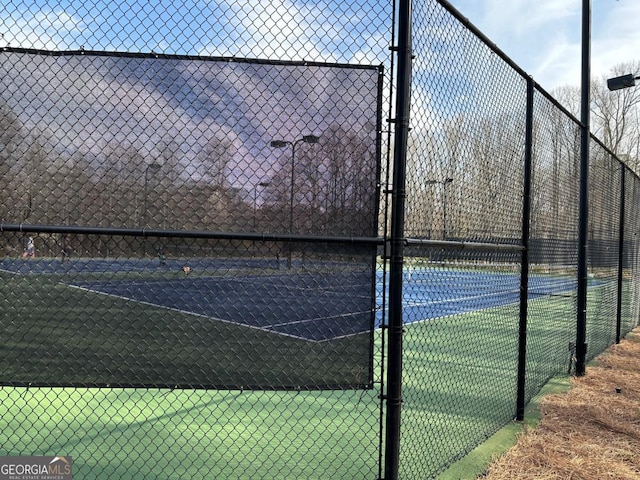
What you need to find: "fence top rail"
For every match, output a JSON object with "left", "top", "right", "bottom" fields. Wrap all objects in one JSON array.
[
  {"left": 1, "top": 45, "right": 383, "bottom": 72},
  {"left": 405, "top": 238, "right": 525, "bottom": 252},
  {"left": 0, "top": 223, "right": 384, "bottom": 246}
]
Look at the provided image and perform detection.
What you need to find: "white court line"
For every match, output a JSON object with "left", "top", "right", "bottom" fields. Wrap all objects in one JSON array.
[
  {"left": 402, "top": 287, "right": 521, "bottom": 308},
  {"left": 65, "top": 283, "right": 324, "bottom": 343}
]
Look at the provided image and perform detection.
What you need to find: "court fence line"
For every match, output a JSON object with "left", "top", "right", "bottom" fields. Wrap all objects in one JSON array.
[{"left": 0, "top": 0, "right": 638, "bottom": 479}]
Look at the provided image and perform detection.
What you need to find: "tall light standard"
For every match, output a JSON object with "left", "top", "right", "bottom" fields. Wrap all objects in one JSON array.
[
  {"left": 143, "top": 162, "right": 162, "bottom": 257},
  {"left": 143, "top": 162, "right": 163, "bottom": 226},
  {"left": 253, "top": 181, "right": 271, "bottom": 229},
  {"left": 426, "top": 177, "right": 454, "bottom": 239},
  {"left": 606, "top": 70, "right": 638, "bottom": 346},
  {"left": 576, "top": 0, "right": 591, "bottom": 377},
  {"left": 270, "top": 134, "right": 320, "bottom": 268},
  {"left": 270, "top": 135, "right": 320, "bottom": 234}
]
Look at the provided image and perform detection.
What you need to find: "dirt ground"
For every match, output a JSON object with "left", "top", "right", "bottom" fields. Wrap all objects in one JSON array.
[{"left": 479, "top": 329, "right": 640, "bottom": 479}]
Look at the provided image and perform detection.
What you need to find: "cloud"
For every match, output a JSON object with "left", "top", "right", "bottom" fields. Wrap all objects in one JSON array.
[
  {"left": 479, "top": 0, "right": 578, "bottom": 39},
  {"left": 197, "top": 0, "right": 389, "bottom": 66},
  {"left": 448, "top": 0, "right": 640, "bottom": 91},
  {"left": 530, "top": 34, "right": 581, "bottom": 89},
  {"left": 197, "top": 0, "right": 332, "bottom": 61},
  {"left": 0, "top": 9, "right": 84, "bottom": 49},
  {"left": 592, "top": 1, "right": 640, "bottom": 80},
  {"left": 443, "top": 1, "right": 581, "bottom": 90}
]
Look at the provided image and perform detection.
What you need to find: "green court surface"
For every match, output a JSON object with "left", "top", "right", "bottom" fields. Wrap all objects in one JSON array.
[
  {"left": 0, "top": 263, "right": 626, "bottom": 479},
  {"left": 0, "top": 264, "right": 373, "bottom": 390},
  {"left": 0, "top": 302, "right": 584, "bottom": 479}
]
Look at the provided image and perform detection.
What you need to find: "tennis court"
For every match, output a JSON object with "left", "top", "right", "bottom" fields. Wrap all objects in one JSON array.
[
  {"left": 0, "top": 256, "right": 617, "bottom": 478},
  {"left": 1, "top": 258, "right": 584, "bottom": 339},
  {"left": 70, "top": 272, "right": 375, "bottom": 342}
]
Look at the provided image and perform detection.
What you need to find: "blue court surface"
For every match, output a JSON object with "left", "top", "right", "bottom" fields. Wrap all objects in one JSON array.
[
  {"left": 391, "top": 268, "right": 581, "bottom": 325},
  {"left": 1, "top": 258, "right": 589, "bottom": 342},
  {"left": 70, "top": 273, "right": 374, "bottom": 342}
]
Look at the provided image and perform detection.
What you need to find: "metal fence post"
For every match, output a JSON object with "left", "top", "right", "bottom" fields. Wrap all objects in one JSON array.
[
  {"left": 516, "top": 76, "right": 534, "bottom": 421},
  {"left": 383, "top": 0, "right": 413, "bottom": 477},
  {"left": 576, "top": 0, "right": 591, "bottom": 376}
]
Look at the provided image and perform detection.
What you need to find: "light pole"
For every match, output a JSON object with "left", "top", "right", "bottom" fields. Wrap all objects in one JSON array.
[
  {"left": 442, "top": 177, "right": 453, "bottom": 239},
  {"left": 606, "top": 71, "right": 638, "bottom": 346},
  {"left": 143, "top": 162, "right": 163, "bottom": 226},
  {"left": 426, "top": 177, "right": 454, "bottom": 239},
  {"left": 576, "top": 0, "right": 591, "bottom": 377},
  {"left": 270, "top": 135, "right": 320, "bottom": 267},
  {"left": 270, "top": 135, "right": 320, "bottom": 234},
  {"left": 253, "top": 181, "right": 271, "bottom": 229},
  {"left": 143, "top": 162, "right": 162, "bottom": 257}
]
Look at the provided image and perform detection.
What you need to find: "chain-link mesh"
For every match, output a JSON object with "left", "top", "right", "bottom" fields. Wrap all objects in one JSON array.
[
  {"left": 0, "top": 0, "right": 390, "bottom": 478},
  {"left": 622, "top": 171, "right": 640, "bottom": 336},
  {"left": 523, "top": 89, "right": 580, "bottom": 405},
  {"left": 2, "top": 0, "right": 640, "bottom": 478},
  {"left": 586, "top": 144, "right": 622, "bottom": 358},
  {"left": 0, "top": 38, "right": 383, "bottom": 391},
  {"left": 400, "top": 2, "right": 527, "bottom": 477},
  {"left": 399, "top": 1, "right": 640, "bottom": 478}
]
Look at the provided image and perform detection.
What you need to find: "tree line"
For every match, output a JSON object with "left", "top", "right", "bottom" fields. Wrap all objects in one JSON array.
[
  {"left": 402, "top": 60, "right": 638, "bottom": 251},
  {"left": 0, "top": 98, "right": 379, "bottom": 256}
]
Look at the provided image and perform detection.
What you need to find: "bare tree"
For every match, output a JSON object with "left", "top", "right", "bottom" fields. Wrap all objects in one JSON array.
[
  {"left": 0, "top": 99, "right": 26, "bottom": 222},
  {"left": 531, "top": 89, "right": 581, "bottom": 241},
  {"left": 198, "top": 137, "right": 234, "bottom": 188},
  {"left": 591, "top": 60, "right": 640, "bottom": 171},
  {"left": 463, "top": 114, "right": 523, "bottom": 239}
]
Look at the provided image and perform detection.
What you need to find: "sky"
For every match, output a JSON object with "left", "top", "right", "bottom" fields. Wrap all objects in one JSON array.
[
  {"left": 446, "top": 0, "right": 640, "bottom": 92},
  {"left": 4, "top": 0, "right": 638, "bottom": 94},
  {"left": 0, "top": 0, "right": 389, "bottom": 67},
  {"left": 2, "top": 0, "right": 639, "bottom": 132},
  {"left": 0, "top": 0, "right": 383, "bottom": 189}
]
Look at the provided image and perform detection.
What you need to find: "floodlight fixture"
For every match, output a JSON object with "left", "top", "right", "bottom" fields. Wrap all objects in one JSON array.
[
  {"left": 425, "top": 177, "right": 453, "bottom": 186},
  {"left": 607, "top": 73, "right": 640, "bottom": 91}
]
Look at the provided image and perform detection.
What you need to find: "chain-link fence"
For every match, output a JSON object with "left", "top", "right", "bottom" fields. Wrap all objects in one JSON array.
[
  {"left": 1, "top": 0, "right": 638, "bottom": 479},
  {"left": 399, "top": 1, "right": 640, "bottom": 478}
]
